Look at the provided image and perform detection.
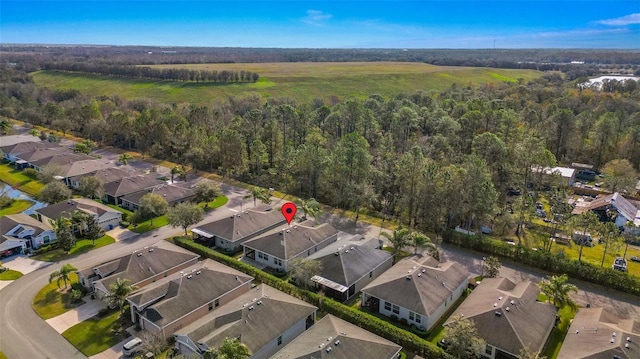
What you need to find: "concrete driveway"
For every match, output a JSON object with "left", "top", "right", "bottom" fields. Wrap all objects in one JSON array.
[
  {"left": 2, "top": 255, "right": 51, "bottom": 275},
  {"left": 46, "top": 294, "right": 107, "bottom": 333},
  {"left": 106, "top": 227, "right": 139, "bottom": 242}
]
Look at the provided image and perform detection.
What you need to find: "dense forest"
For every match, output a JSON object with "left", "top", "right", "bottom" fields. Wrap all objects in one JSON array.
[{"left": 1, "top": 64, "right": 639, "bottom": 236}]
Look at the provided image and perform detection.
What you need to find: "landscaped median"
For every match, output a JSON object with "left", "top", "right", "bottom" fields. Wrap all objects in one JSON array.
[
  {"left": 32, "top": 272, "right": 84, "bottom": 320},
  {"left": 172, "top": 236, "right": 447, "bottom": 358}
]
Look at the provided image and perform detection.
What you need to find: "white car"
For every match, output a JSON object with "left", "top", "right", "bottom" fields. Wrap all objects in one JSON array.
[{"left": 123, "top": 337, "right": 143, "bottom": 357}]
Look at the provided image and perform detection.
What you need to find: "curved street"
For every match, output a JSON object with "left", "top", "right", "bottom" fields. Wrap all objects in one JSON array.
[{"left": 1, "top": 182, "right": 640, "bottom": 358}]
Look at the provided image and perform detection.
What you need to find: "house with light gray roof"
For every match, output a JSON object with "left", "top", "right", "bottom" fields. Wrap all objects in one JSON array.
[
  {"left": 1, "top": 213, "right": 56, "bottom": 254},
  {"left": 127, "top": 259, "right": 254, "bottom": 339},
  {"left": 445, "top": 277, "right": 557, "bottom": 359},
  {"left": 35, "top": 197, "right": 122, "bottom": 232},
  {"left": 174, "top": 284, "right": 317, "bottom": 359},
  {"left": 270, "top": 314, "right": 402, "bottom": 359},
  {"left": 362, "top": 255, "right": 469, "bottom": 331}
]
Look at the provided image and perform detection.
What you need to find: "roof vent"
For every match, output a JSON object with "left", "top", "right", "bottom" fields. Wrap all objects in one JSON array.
[
  {"left": 493, "top": 303, "right": 498, "bottom": 307},
  {"left": 187, "top": 275, "right": 193, "bottom": 279},
  {"left": 625, "top": 343, "right": 630, "bottom": 349},
  {"left": 293, "top": 226, "right": 298, "bottom": 229},
  {"left": 505, "top": 307, "right": 510, "bottom": 312},
  {"left": 421, "top": 269, "right": 426, "bottom": 273},
  {"left": 248, "top": 306, "right": 254, "bottom": 310},
  {"left": 257, "top": 300, "right": 263, "bottom": 305},
  {"left": 137, "top": 253, "right": 143, "bottom": 257},
  {"left": 350, "top": 247, "right": 354, "bottom": 250},
  {"left": 613, "top": 332, "right": 617, "bottom": 337},
  {"left": 345, "top": 250, "right": 349, "bottom": 253},
  {"left": 406, "top": 276, "right": 411, "bottom": 280},
  {"left": 327, "top": 337, "right": 332, "bottom": 341},
  {"left": 495, "top": 311, "right": 502, "bottom": 317},
  {"left": 196, "top": 271, "right": 201, "bottom": 275},
  {"left": 326, "top": 347, "right": 332, "bottom": 353},
  {"left": 626, "top": 337, "right": 631, "bottom": 342},
  {"left": 286, "top": 230, "right": 290, "bottom": 233},
  {"left": 610, "top": 338, "right": 615, "bottom": 343},
  {"left": 149, "top": 248, "right": 154, "bottom": 252},
  {"left": 417, "top": 273, "right": 422, "bottom": 277},
  {"left": 318, "top": 344, "right": 324, "bottom": 348},
  {"left": 334, "top": 340, "right": 340, "bottom": 346},
  {"left": 510, "top": 300, "right": 515, "bottom": 305},
  {"left": 498, "top": 296, "right": 503, "bottom": 300}
]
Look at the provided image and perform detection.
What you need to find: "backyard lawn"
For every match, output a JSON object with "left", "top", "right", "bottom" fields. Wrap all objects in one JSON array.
[
  {"left": 542, "top": 304, "right": 576, "bottom": 359},
  {"left": 32, "top": 272, "right": 84, "bottom": 319},
  {"left": 130, "top": 195, "right": 227, "bottom": 233},
  {"left": 62, "top": 309, "right": 129, "bottom": 357},
  {"left": 0, "top": 269, "right": 23, "bottom": 280},
  {"left": 32, "top": 235, "right": 115, "bottom": 262},
  {"left": 0, "top": 199, "right": 34, "bottom": 216},
  {"left": 0, "top": 163, "right": 44, "bottom": 196}
]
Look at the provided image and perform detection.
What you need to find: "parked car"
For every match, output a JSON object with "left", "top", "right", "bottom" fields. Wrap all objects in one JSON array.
[
  {"left": 612, "top": 257, "right": 627, "bottom": 272},
  {"left": 123, "top": 337, "right": 143, "bottom": 357},
  {"left": 630, "top": 256, "right": 640, "bottom": 263}
]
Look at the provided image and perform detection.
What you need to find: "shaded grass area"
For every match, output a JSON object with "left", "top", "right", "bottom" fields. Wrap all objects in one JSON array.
[
  {"left": 542, "top": 304, "right": 577, "bottom": 359},
  {"left": 0, "top": 269, "right": 23, "bottom": 280},
  {"left": 62, "top": 309, "right": 129, "bottom": 357},
  {"left": 31, "top": 235, "right": 115, "bottom": 262},
  {"left": 32, "top": 272, "right": 83, "bottom": 319},
  {"left": 32, "top": 65, "right": 542, "bottom": 105},
  {"left": 0, "top": 199, "right": 34, "bottom": 216},
  {"left": 0, "top": 163, "right": 44, "bottom": 197},
  {"left": 131, "top": 215, "right": 169, "bottom": 233},
  {"left": 204, "top": 195, "right": 228, "bottom": 211}
]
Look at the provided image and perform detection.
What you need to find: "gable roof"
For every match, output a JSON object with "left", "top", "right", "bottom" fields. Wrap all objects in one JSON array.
[
  {"left": 68, "top": 166, "right": 136, "bottom": 184},
  {"left": 192, "top": 207, "right": 285, "bottom": 243},
  {"left": 0, "top": 140, "right": 58, "bottom": 156},
  {"left": 1, "top": 213, "right": 53, "bottom": 238},
  {"left": 121, "top": 184, "right": 194, "bottom": 205},
  {"left": 127, "top": 259, "right": 253, "bottom": 327},
  {"left": 362, "top": 255, "right": 469, "bottom": 316},
  {"left": 56, "top": 159, "right": 116, "bottom": 179},
  {"left": 85, "top": 245, "right": 199, "bottom": 292},
  {"left": 14, "top": 146, "right": 70, "bottom": 162},
  {"left": 0, "top": 134, "right": 42, "bottom": 147},
  {"left": 175, "top": 284, "right": 317, "bottom": 355},
  {"left": 445, "top": 277, "right": 557, "bottom": 356},
  {"left": 102, "top": 174, "right": 165, "bottom": 198},
  {"left": 312, "top": 245, "right": 392, "bottom": 290},
  {"left": 243, "top": 222, "right": 338, "bottom": 260},
  {"left": 572, "top": 192, "right": 638, "bottom": 221},
  {"left": 29, "top": 152, "right": 95, "bottom": 168},
  {"left": 270, "top": 314, "right": 402, "bottom": 359},
  {"left": 36, "top": 197, "right": 120, "bottom": 220},
  {"left": 558, "top": 307, "right": 640, "bottom": 359}
]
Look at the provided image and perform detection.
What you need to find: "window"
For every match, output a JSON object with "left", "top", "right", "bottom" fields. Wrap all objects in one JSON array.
[
  {"left": 409, "top": 312, "right": 414, "bottom": 321},
  {"left": 277, "top": 336, "right": 283, "bottom": 346},
  {"left": 43, "top": 236, "right": 50, "bottom": 244},
  {"left": 208, "top": 302, "right": 213, "bottom": 311},
  {"left": 415, "top": 314, "right": 421, "bottom": 323},
  {"left": 392, "top": 305, "right": 400, "bottom": 314},
  {"left": 369, "top": 271, "right": 373, "bottom": 278},
  {"left": 485, "top": 345, "right": 493, "bottom": 356},
  {"left": 215, "top": 299, "right": 219, "bottom": 308},
  {"left": 274, "top": 258, "right": 283, "bottom": 266},
  {"left": 384, "top": 301, "right": 391, "bottom": 311}
]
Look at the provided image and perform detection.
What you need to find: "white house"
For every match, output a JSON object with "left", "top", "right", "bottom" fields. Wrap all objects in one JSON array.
[
  {"left": 361, "top": 255, "right": 470, "bottom": 331},
  {"left": 1, "top": 213, "right": 56, "bottom": 254},
  {"left": 36, "top": 198, "right": 122, "bottom": 231}
]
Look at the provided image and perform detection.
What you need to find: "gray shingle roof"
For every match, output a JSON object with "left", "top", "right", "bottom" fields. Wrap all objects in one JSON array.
[
  {"left": 15, "top": 147, "right": 69, "bottom": 162},
  {"left": 0, "top": 135, "right": 41, "bottom": 147},
  {"left": 175, "top": 285, "right": 317, "bottom": 355},
  {"left": 68, "top": 166, "right": 135, "bottom": 184},
  {"left": 270, "top": 315, "right": 402, "bottom": 359},
  {"left": 445, "top": 277, "right": 557, "bottom": 356},
  {"left": 127, "top": 259, "right": 253, "bottom": 327},
  {"left": 192, "top": 207, "right": 285, "bottom": 243},
  {"left": 102, "top": 175, "right": 165, "bottom": 197},
  {"left": 89, "top": 246, "right": 200, "bottom": 291},
  {"left": 362, "top": 255, "right": 469, "bottom": 316},
  {"left": 313, "top": 245, "right": 392, "bottom": 288},
  {"left": 1, "top": 141, "right": 58, "bottom": 156},
  {"left": 56, "top": 158, "right": 116, "bottom": 178},
  {"left": 30, "top": 152, "right": 95, "bottom": 168},
  {"left": 36, "top": 198, "right": 120, "bottom": 220},
  {"left": 1, "top": 213, "right": 53, "bottom": 238},
  {"left": 121, "top": 184, "right": 194, "bottom": 205},
  {"left": 558, "top": 307, "right": 640, "bottom": 359},
  {"left": 243, "top": 222, "right": 338, "bottom": 260}
]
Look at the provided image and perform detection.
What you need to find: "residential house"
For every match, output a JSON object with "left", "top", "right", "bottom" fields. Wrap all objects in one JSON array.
[
  {"left": 76, "top": 244, "right": 200, "bottom": 296},
  {"left": 174, "top": 284, "right": 317, "bottom": 359},
  {"left": 0, "top": 134, "right": 42, "bottom": 147},
  {"left": 36, "top": 198, "right": 123, "bottom": 231},
  {"left": 11, "top": 146, "right": 69, "bottom": 169},
  {"left": 1, "top": 213, "right": 56, "bottom": 255},
  {"left": 67, "top": 166, "right": 135, "bottom": 190},
  {"left": 242, "top": 221, "right": 339, "bottom": 272},
  {"left": 28, "top": 152, "right": 95, "bottom": 172},
  {"left": 1, "top": 140, "right": 59, "bottom": 162},
  {"left": 557, "top": 307, "right": 639, "bottom": 359},
  {"left": 309, "top": 242, "right": 393, "bottom": 302},
  {"left": 532, "top": 166, "right": 576, "bottom": 187},
  {"left": 56, "top": 159, "right": 117, "bottom": 186},
  {"left": 445, "top": 277, "right": 557, "bottom": 359},
  {"left": 126, "top": 259, "right": 254, "bottom": 339},
  {"left": 269, "top": 314, "right": 402, "bottom": 359},
  {"left": 101, "top": 174, "right": 165, "bottom": 205},
  {"left": 572, "top": 192, "right": 638, "bottom": 228},
  {"left": 361, "top": 255, "right": 469, "bottom": 331},
  {"left": 120, "top": 184, "right": 195, "bottom": 211},
  {"left": 191, "top": 206, "right": 285, "bottom": 252}
]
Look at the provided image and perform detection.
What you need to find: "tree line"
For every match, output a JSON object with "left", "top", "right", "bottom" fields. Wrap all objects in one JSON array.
[
  {"left": 40, "top": 62, "right": 259, "bottom": 83},
  {"left": 2, "top": 65, "right": 640, "bottom": 235}
]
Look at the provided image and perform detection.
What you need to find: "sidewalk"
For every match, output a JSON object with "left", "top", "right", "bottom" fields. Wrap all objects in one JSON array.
[{"left": 46, "top": 294, "right": 107, "bottom": 333}]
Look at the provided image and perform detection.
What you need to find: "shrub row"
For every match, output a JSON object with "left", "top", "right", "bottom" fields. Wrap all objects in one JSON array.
[
  {"left": 442, "top": 231, "right": 640, "bottom": 296},
  {"left": 32, "top": 241, "right": 59, "bottom": 255},
  {"left": 173, "top": 237, "right": 448, "bottom": 358}
]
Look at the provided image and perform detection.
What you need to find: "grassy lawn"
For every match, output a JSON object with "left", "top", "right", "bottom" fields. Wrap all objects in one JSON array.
[
  {"left": 32, "top": 272, "right": 83, "bottom": 319},
  {"left": 105, "top": 203, "right": 134, "bottom": 216},
  {"left": 0, "top": 198, "right": 34, "bottom": 216},
  {"left": 131, "top": 215, "right": 169, "bottom": 233},
  {"left": 203, "top": 195, "right": 228, "bottom": 211},
  {"left": 0, "top": 163, "right": 44, "bottom": 197},
  {"left": 31, "top": 235, "right": 115, "bottom": 262},
  {"left": 0, "top": 351, "right": 7, "bottom": 359},
  {"left": 542, "top": 304, "right": 577, "bottom": 359},
  {"left": 62, "top": 309, "right": 129, "bottom": 357},
  {"left": 32, "top": 64, "right": 542, "bottom": 105},
  {"left": 0, "top": 269, "right": 23, "bottom": 280}
]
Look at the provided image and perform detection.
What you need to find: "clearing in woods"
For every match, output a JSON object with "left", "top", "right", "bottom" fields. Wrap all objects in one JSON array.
[{"left": 32, "top": 62, "right": 542, "bottom": 104}]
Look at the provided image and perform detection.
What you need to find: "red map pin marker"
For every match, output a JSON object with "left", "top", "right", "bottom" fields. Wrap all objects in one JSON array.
[{"left": 281, "top": 202, "right": 297, "bottom": 225}]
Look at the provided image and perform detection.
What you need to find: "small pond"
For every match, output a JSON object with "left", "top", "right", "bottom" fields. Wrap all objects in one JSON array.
[{"left": 0, "top": 182, "right": 46, "bottom": 215}]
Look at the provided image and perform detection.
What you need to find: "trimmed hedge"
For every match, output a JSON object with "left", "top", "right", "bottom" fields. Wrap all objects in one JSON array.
[
  {"left": 442, "top": 231, "right": 640, "bottom": 296},
  {"left": 173, "top": 237, "right": 448, "bottom": 358}
]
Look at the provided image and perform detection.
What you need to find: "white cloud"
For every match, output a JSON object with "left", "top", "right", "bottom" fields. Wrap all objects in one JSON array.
[
  {"left": 596, "top": 13, "right": 640, "bottom": 26},
  {"left": 302, "top": 10, "right": 332, "bottom": 26}
]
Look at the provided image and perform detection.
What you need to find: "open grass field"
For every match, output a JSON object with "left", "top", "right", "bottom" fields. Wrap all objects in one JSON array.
[{"left": 31, "top": 62, "right": 542, "bottom": 104}]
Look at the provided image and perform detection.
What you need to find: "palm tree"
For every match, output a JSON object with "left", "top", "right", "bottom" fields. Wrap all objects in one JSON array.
[
  {"left": 408, "top": 231, "right": 436, "bottom": 255},
  {"left": 299, "top": 197, "right": 322, "bottom": 222},
  {"left": 49, "top": 263, "right": 77, "bottom": 289},
  {"left": 50, "top": 216, "right": 75, "bottom": 252},
  {"left": 70, "top": 210, "right": 89, "bottom": 237},
  {"left": 244, "top": 186, "right": 271, "bottom": 207},
  {"left": 539, "top": 274, "right": 578, "bottom": 308},
  {"left": 170, "top": 166, "right": 182, "bottom": 183},
  {"left": 381, "top": 228, "right": 411, "bottom": 263},
  {"left": 204, "top": 337, "right": 250, "bottom": 359},
  {"left": 118, "top": 152, "right": 134, "bottom": 165},
  {"left": 103, "top": 278, "right": 136, "bottom": 319},
  {"left": 0, "top": 119, "right": 11, "bottom": 135}
]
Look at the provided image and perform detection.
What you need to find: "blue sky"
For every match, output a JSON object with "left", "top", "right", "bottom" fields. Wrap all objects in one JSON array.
[{"left": 1, "top": 1, "right": 639, "bottom": 48}]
